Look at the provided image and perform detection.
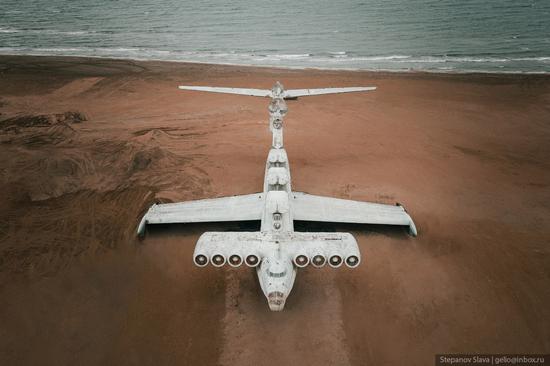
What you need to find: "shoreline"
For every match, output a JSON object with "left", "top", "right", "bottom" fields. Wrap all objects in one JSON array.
[{"left": 1, "top": 53, "right": 549, "bottom": 76}]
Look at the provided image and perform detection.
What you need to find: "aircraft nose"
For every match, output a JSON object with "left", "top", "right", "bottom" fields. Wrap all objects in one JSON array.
[{"left": 267, "top": 291, "right": 287, "bottom": 311}]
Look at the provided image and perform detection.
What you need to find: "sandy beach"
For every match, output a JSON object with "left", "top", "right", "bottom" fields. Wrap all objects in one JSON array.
[{"left": 0, "top": 55, "right": 549, "bottom": 365}]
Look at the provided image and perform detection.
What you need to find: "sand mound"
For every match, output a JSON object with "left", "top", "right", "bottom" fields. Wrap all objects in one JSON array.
[
  {"left": 0, "top": 109, "right": 211, "bottom": 280},
  {"left": 0, "top": 111, "right": 86, "bottom": 146},
  {"left": 0, "top": 111, "right": 87, "bottom": 132},
  {"left": 0, "top": 187, "right": 152, "bottom": 283},
  {"left": 50, "top": 77, "right": 104, "bottom": 98},
  {"left": 129, "top": 146, "right": 180, "bottom": 173}
]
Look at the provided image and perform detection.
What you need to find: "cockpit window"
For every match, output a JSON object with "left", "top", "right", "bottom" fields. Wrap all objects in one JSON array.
[{"left": 268, "top": 270, "right": 286, "bottom": 278}]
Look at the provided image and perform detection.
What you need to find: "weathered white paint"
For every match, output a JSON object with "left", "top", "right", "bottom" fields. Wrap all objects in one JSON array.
[
  {"left": 136, "top": 193, "right": 264, "bottom": 235},
  {"left": 138, "top": 82, "right": 416, "bottom": 311},
  {"left": 177, "top": 85, "right": 271, "bottom": 97},
  {"left": 178, "top": 81, "right": 377, "bottom": 100},
  {"left": 284, "top": 86, "right": 377, "bottom": 98},
  {"left": 291, "top": 192, "right": 417, "bottom": 236}
]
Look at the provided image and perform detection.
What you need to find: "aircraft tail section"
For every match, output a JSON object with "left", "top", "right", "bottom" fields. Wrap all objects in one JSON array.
[
  {"left": 178, "top": 86, "right": 271, "bottom": 97},
  {"left": 283, "top": 86, "right": 376, "bottom": 98},
  {"left": 178, "top": 82, "right": 377, "bottom": 100}
]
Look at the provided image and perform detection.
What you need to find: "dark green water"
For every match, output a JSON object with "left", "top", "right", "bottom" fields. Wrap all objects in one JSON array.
[{"left": 1, "top": 0, "right": 549, "bottom": 72}]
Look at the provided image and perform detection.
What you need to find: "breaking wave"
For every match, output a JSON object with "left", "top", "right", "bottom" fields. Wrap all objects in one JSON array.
[
  {"left": 0, "top": 27, "right": 98, "bottom": 36},
  {"left": 0, "top": 46, "right": 548, "bottom": 73},
  {"left": 1, "top": 0, "right": 549, "bottom": 73}
]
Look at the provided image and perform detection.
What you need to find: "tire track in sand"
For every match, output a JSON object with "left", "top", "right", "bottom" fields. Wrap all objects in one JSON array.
[{"left": 220, "top": 267, "right": 351, "bottom": 366}]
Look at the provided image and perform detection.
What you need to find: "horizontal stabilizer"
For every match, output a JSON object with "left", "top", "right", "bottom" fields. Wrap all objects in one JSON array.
[
  {"left": 178, "top": 86, "right": 271, "bottom": 97},
  {"left": 178, "top": 85, "right": 376, "bottom": 99},
  {"left": 284, "top": 86, "right": 376, "bottom": 98}
]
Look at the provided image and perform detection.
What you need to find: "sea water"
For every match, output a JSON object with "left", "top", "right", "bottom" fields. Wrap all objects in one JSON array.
[{"left": 0, "top": 0, "right": 549, "bottom": 73}]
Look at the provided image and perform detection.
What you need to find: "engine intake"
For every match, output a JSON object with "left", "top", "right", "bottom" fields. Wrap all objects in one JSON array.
[
  {"left": 345, "top": 255, "right": 360, "bottom": 268},
  {"left": 294, "top": 254, "right": 309, "bottom": 268},
  {"left": 311, "top": 254, "right": 326, "bottom": 268},
  {"left": 211, "top": 254, "right": 226, "bottom": 267},
  {"left": 228, "top": 254, "right": 243, "bottom": 267},
  {"left": 194, "top": 254, "right": 209, "bottom": 267},
  {"left": 328, "top": 254, "right": 343, "bottom": 268},
  {"left": 245, "top": 254, "right": 260, "bottom": 267}
]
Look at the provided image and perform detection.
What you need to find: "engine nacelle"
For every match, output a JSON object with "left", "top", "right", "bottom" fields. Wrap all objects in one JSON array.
[
  {"left": 345, "top": 254, "right": 360, "bottom": 268},
  {"left": 293, "top": 254, "right": 309, "bottom": 268},
  {"left": 245, "top": 254, "right": 260, "bottom": 267},
  {"left": 194, "top": 253, "right": 209, "bottom": 267},
  {"left": 328, "top": 254, "right": 343, "bottom": 268},
  {"left": 211, "top": 253, "right": 226, "bottom": 267},
  {"left": 311, "top": 254, "right": 326, "bottom": 268},
  {"left": 228, "top": 253, "right": 243, "bottom": 267}
]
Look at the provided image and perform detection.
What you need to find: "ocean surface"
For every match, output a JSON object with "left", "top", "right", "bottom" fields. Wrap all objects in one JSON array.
[{"left": 1, "top": 0, "right": 549, "bottom": 73}]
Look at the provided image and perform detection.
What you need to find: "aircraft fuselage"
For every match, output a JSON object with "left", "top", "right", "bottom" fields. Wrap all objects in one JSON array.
[{"left": 257, "top": 147, "right": 297, "bottom": 310}]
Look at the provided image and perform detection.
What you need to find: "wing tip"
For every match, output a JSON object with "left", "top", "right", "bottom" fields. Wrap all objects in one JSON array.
[
  {"left": 408, "top": 219, "right": 418, "bottom": 237},
  {"left": 137, "top": 216, "right": 147, "bottom": 237},
  {"left": 137, "top": 204, "right": 156, "bottom": 237},
  {"left": 396, "top": 202, "right": 417, "bottom": 237}
]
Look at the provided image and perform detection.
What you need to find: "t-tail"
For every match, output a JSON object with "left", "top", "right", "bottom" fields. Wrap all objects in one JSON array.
[{"left": 178, "top": 81, "right": 377, "bottom": 100}]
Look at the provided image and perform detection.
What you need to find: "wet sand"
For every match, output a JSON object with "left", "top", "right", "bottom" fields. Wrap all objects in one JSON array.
[{"left": 0, "top": 55, "right": 549, "bottom": 365}]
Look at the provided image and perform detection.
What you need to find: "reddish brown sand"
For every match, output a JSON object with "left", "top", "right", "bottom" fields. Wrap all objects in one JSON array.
[{"left": 0, "top": 55, "right": 549, "bottom": 365}]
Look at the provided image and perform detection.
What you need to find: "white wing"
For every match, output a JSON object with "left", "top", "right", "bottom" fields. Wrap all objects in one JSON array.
[
  {"left": 178, "top": 86, "right": 271, "bottom": 97},
  {"left": 291, "top": 192, "right": 417, "bottom": 236},
  {"left": 137, "top": 193, "right": 264, "bottom": 236},
  {"left": 284, "top": 86, "right": 376, "bottom": 98}
]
